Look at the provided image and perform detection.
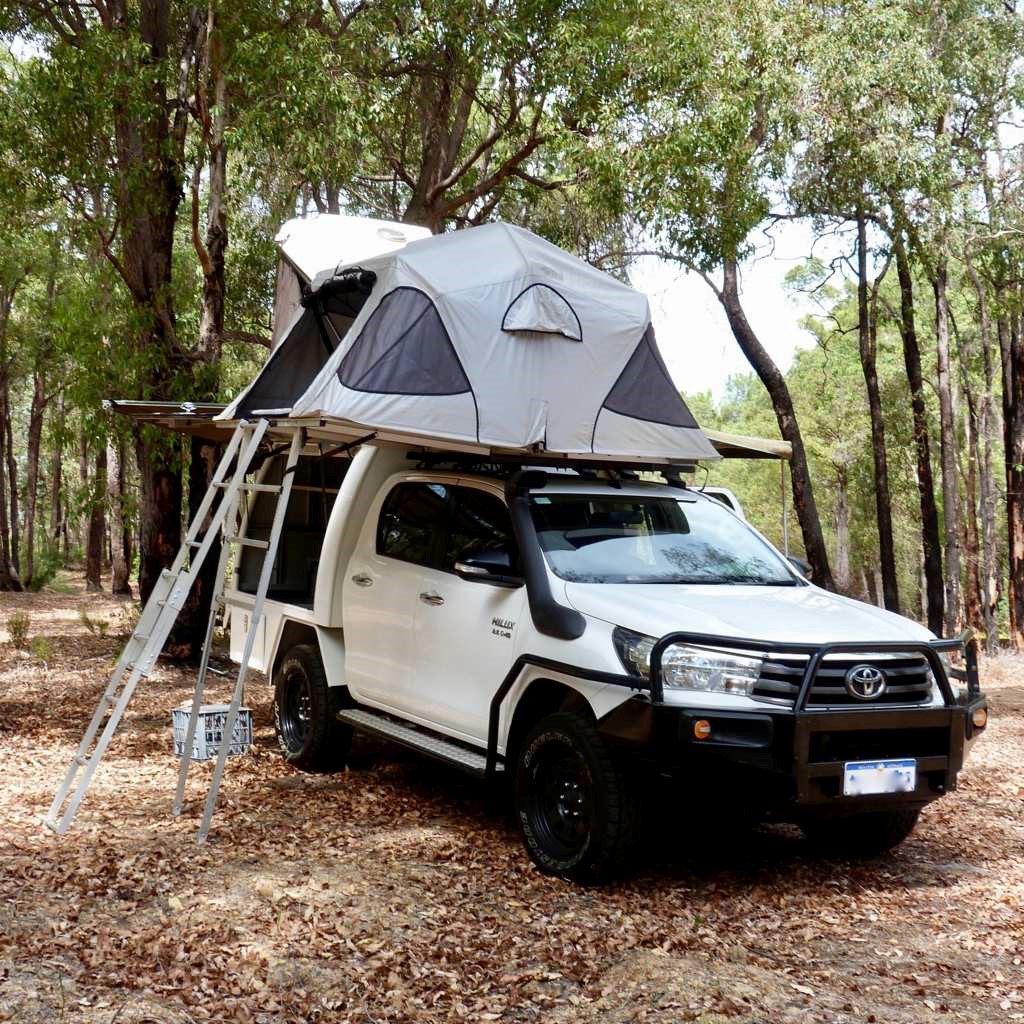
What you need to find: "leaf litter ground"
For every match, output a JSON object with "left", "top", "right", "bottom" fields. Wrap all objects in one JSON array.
[{"left": 0, "top": 579, "right": 1022, "bottom": 1023}]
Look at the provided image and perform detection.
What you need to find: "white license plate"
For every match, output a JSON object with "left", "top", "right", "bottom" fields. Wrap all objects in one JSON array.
[{"left": 843, "top": 758, "right": 917, "bottom": 796}]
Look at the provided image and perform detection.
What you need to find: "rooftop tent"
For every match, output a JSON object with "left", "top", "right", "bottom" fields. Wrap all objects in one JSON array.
[
  {"left": 225, "top": 222, "right": 719, "bottom": 464},
  {"left": 226, "top": 216, "right": 430, "bottom": 418}
]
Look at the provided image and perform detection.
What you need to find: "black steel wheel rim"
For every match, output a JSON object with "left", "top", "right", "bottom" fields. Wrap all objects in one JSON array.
[
  {"left": 279, "top": 667, "right": 312, "bottom": 752},
  {"left": 527, "top": 740, "right": 593, "bottom": 860}
]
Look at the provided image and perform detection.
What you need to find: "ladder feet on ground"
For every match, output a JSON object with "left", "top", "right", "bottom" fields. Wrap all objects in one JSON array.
[{"left": 45, "top": 419, "right": 302, "bottom": 842}]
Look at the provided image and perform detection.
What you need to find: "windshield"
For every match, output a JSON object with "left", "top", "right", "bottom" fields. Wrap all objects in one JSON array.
[{"left": 529, "top": 493, "right": 797, "bottom": 585}]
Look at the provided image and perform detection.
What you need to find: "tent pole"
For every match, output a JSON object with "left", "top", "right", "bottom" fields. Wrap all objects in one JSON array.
[{"left": 781, "top": 459, "right": 789, "bottom": 556}]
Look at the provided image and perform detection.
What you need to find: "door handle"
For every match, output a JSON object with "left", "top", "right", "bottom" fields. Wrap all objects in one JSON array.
[
  {"left": 351, "top": 573, "right": 374, "bottom": 587},
  {"left": 419, "top": 591, "right": 445, "bottom": 606}
]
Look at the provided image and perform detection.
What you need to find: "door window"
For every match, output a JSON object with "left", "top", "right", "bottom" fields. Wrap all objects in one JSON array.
[
  {"left": 377, "top": 482, "right": 450, "bottom": 568},
  {"left": 444, "top": 487, "right": 517, "bottom": 571}
]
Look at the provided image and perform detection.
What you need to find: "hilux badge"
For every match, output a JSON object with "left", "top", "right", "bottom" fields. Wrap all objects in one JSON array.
[{"left": 844, "top": 664, "right": 887, "bottom": 701}]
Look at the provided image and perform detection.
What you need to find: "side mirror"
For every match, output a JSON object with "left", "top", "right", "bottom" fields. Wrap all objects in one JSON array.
[
  {"left": 454, "top": 547, "right": 523, "bottom": 588},
  {"left": 788, "top": 555, "right": 812, "bottom": 580}
]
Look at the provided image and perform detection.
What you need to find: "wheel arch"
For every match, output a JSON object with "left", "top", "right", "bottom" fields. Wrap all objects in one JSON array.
[
  {"left": 504, "top": 677, "right": 593, "bottom": 767},
  {"left": 268, "top": 620, "right": 346, "bottom": 691}
]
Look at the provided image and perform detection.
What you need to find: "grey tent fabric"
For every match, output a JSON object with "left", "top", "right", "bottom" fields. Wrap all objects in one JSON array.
[
  {"left": 224, "top": 221, "right": 720, "bottom": 463},
  {"left": 338, "top": 287, "right": 471, "bottom": 396},
  {"left": 601, "top": 324, "right": 696, "bottom": 429},
  {"left": 236, "top": 308, "right": 329, "bottom": 417},
  {"left": 502, "top": 283, "right": 582, "bottom": 342}
]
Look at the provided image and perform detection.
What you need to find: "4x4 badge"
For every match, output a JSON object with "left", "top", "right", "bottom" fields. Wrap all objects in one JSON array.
[{"left": 844, "top": 664, "right": 887, "bottom": 701}]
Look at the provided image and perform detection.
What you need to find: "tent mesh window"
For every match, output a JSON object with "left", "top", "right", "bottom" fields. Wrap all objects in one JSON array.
[
  {"left": 338, "top": 287, "right": 471, "bottom": 396},
  {"left": 501, "top": 283, "right": 582, "bottom": 342},
  {"left": 601, "top": 324, "right": 697, "bottom": 428}
]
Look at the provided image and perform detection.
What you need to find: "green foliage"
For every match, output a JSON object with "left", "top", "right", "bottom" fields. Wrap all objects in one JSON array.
[
  {"left": 30, "top": 635, "right": 53, "bottom": 663},
  {"left": 6, "top": 611, "right": 29, "bottom": 649},
  {"left": 24, "top": 547, "right": 62, "bottom": 592},
  {"left": 78, "top": 609, "right": 108, "bottom": 637}
]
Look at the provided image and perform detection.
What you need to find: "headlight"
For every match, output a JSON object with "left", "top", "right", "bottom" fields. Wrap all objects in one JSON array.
[
  {"left": 613, "top": 628, "right": 764, "bottom": 696},
  {"left": 662, "top": 645, "right": 764, "bottom": 696}
]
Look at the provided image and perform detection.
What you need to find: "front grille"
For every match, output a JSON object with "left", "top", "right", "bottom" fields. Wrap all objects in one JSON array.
[{"left": 753, "top": 654, "right": 935, "bottom": 708}]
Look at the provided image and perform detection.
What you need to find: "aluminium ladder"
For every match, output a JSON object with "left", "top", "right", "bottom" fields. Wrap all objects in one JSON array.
[{"left": 45, "top": 418, "right": 304, "bottom": 842}]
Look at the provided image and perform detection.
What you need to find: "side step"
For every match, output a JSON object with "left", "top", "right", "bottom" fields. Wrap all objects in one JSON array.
[{"left": 337, "top": 707, "right": 503, "bottom": 777}]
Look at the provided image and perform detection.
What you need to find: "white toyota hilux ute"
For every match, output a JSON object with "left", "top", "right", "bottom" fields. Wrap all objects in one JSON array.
[{"left": 228, "top": 444, "right": 987, "bottom": 882}]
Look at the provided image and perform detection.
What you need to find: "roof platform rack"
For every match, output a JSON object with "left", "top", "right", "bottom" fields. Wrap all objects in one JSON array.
[{"left": 105, "top": 400, "right": 792, "bottom": 465}]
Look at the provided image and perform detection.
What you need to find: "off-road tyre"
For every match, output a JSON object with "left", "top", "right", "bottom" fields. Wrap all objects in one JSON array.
[
  {"left": 514, "top": 711, "right": 642, "bottom": 884},
  {"left": 273, "top": 643, "right": 350, "bottom": 773},
  {"left": 801, "top": 809, "right": 920, "bottom": 857}
]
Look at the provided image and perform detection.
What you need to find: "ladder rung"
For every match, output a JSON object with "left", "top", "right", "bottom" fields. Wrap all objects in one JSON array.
[
  {"left": 42, "top": 817, "right": 59, "bottom": 834},
  {"left": 215, "top": 482, "right": 283, "bottom": 494},
  {"left": 74, "top": 754, "right": 90, "bottom": 767},
  {"left": 218, "top": 592, "right": 255, "bottom": 610},
  {"left": 227, "top": 536, "right": 269, "bottom": 550}
]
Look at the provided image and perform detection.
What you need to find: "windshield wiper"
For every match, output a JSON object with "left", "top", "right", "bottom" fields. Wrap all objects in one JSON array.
[{"left": 635, "top": 575, "right": 798, "bottom": 586}]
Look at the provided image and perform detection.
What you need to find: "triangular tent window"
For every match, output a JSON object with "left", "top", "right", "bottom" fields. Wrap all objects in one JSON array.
[
  {"left": 338, "top": 287, "right": 471, "bottom": 396},
  {"left": 601, "top": 324, "right": 696, "bottom": 428},
  {"left": 236, "top": 308, "right": 328, "bottom": 417},
  {"left": 501, "top": 283, "right": 582, "bottom": 342}
]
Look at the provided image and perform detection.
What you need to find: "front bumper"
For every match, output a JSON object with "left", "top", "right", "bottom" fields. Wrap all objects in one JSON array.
[{"left": 597, "top": 630, "right": 987, "bottom": 818}]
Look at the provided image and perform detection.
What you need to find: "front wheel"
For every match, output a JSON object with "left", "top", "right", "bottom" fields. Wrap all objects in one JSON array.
[
  {"left": 801, "top": 808, "right": 920, "bottom": 857},
  {"left": 514, "top": 711, "right": 642, "bottom": 884},
  {"left": 273, "top": 644, "right": 350, "bottom": 773}
]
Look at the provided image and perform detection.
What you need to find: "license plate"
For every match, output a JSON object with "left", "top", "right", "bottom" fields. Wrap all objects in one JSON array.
[{"left": 843, "top": 758, "right": 917, "bottom": 796}]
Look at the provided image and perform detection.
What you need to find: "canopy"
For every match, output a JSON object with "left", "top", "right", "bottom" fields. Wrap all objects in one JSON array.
[{"left": 222, "top": 222, "right": 718, "bottom": 464}]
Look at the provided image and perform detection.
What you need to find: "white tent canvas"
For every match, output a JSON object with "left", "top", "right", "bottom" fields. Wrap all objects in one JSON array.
[
  {"left": 223, "top": 221, "right": 718, "bottom": 464},
  {"left": 269, "top": 215, "right": 431, "bottom": 348}
]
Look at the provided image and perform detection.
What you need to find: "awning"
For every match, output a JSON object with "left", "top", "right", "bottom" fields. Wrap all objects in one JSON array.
[
  {"left": 703, "top": 428, "right": 791, "bottom": 460},
  {"left": 103, "top": 400, "right": 230, "bottom": 442}
]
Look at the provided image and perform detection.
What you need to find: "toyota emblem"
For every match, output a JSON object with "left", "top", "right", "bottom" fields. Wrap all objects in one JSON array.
[{"left": 844, "top": 664, "right": 887, "bottom": 701}]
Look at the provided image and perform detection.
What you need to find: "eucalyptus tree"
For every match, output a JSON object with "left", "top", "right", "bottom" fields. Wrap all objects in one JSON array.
[
  {"left": 789, "top": 0, "right": 950, "bottom": 617},
  {"left": 613, "top": 0, "right": 836, "bottom": 588},
  {"left": 239, "top": 0, "right": 634, "bottom": 233}
]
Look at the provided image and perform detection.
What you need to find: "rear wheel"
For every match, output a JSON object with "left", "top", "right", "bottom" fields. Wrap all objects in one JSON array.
[
  {"left": 514, "top": 711, "right": 642, "bottom": 883},
  {"left": 801, "top": 808, "right": 920, "bottom": 857},
  {"left": 273, "top": 644, "right": 350, "bottom": 773}
]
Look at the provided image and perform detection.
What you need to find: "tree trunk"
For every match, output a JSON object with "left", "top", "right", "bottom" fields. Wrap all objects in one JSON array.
[
  {"left": 135, "top": 433, "right": 183, "bottom": 602},
  {"left": 713, "top": 258, "right": 835, "bottom": 589},
  {"left": 961, "top": 394, "right": 984, "bottom": 635},
  {"left": 833, "top": 463, "right": 850, "bottom": 592},
  {"left": 1006, "top": 311, "right": 1024, "bottom": 650},
  {"left": 23, "top": 369, "right": 47, "bottom": 588},
  {"left": 196, "top": 5, "right": 228, "bottom": 364},
  {"left": 0, "top": 396, "right": 20, "bottom": 591},
  {"left": 964, "top": 252, "right": 1001, "bottom": 652},
  {"left": 168, "top": 437, "right": 222, "bottom": 661},
  {"left": 893, "top": 232, "right": 943, "bottom": 634},
  {"left": 86, "top": 448, "right": 107, "bottom": 591},
  {"left": 108, "top": 0, "right": 201, "bottom": 604},
  {"left": 107, "top": 441, "right": 131, "bottom": 596},
  {"left": 50, "top": 394, "right": 65, "bottom": 549},
  {"left": 4, "top": 384, "right": 19, "bottom": 577},
  {"left": 857, "top": 208, "right": 899, "bottom": 612},
  {"left": 932, "top": 254, "right": 963, "bottom": 636}
]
